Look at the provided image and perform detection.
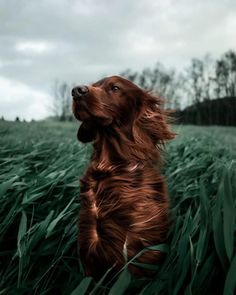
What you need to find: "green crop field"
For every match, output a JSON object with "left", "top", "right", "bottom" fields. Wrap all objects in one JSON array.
[{"left": 0, "top": 121, "right": 235, "bottom": 295}]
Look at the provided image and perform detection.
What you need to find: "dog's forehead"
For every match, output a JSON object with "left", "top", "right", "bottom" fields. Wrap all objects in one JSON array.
[{"left": 92, "top": 76, "right": 135, "bottom": 88}]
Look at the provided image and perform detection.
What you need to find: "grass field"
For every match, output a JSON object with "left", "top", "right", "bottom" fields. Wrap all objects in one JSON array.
[{"left": 0, "top": 121, "right": 235, "bottom": 295}]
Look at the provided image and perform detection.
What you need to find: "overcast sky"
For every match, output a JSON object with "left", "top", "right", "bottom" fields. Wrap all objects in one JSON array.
[{"left": 0, "top": 0, "right": 236, "bottom": 120}]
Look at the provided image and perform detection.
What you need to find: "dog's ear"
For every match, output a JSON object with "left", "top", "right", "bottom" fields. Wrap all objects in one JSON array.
[
  {"left": 77, "top": 121, "right": 97, "bottom": 143},
  {"left": 138, "top": 92, "right": 175, "bottom": 143}
]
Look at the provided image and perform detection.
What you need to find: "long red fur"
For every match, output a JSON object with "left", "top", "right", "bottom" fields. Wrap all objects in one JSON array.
[{"left": 72, "top": 76, "right": 175, "bottom": 278}]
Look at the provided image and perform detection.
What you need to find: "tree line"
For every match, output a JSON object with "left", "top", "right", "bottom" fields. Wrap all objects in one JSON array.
[{"left": 52, "top": 49, "right": 236, "bottom": 125}]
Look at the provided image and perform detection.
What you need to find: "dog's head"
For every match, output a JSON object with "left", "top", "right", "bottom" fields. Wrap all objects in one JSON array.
[{"left": 72, "top": 76, "right": 175, "bottom": 146}]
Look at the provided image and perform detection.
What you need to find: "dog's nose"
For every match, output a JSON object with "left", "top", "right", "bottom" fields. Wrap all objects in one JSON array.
[{"left": 72, "top": 85, "right": 89, "bottom": 98}]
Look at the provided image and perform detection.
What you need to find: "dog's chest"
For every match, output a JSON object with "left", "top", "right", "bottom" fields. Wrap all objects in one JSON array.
[{"left": 80, "top": 164, "right": 143, "bottom": 203}]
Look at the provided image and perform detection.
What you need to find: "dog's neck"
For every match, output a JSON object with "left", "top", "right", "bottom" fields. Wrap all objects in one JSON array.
[{"left": 92, "top": 124, "right": 160, "bottom": 168}]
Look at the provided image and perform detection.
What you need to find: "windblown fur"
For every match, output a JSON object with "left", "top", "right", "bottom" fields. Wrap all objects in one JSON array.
[{"left": 72, "top": 76, "right": 175, "bottom": 278}]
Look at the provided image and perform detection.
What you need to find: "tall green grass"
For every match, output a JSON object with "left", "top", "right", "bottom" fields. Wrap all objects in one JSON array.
[{"left": 0, "top": 122, "right": 235, "bottom": 294}]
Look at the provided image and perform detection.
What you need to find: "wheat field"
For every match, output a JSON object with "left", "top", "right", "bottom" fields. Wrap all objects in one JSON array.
[{"left": 0, "top": 121, "right": 235, "bottom": 295}]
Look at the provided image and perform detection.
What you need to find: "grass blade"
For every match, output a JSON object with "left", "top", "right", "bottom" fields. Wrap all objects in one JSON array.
[
  {"left": 223, "top": 253, "right": 236, "bottom": 295},
  {"left": 108, "top": 268, "right": 131, "bottom": 295},
  {"left": 70, "top": 277, "right": 93, "bottom": 295}
]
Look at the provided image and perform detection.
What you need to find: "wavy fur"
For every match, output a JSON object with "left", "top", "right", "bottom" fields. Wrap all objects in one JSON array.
[{"left": 72, "top": 76, "right": 175, "bottom": 278}]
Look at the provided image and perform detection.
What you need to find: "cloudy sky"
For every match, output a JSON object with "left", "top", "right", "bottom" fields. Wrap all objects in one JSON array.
[{"left": 1, "top": 0, "right": 236, "bottom": 120}]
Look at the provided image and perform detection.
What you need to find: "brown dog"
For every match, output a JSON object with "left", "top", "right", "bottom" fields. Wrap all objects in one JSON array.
[{"left": 72, "top": 76, "right": 175, "bottom": 278}]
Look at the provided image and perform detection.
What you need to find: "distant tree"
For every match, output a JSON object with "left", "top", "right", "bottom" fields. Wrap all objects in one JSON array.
[
  {"left": 184, "top": 58, "right": 205, "bottom": 104},
  {"left": 52, "top": 80, "right": 73, "bottom": 121},
  {"left": 1, "top": 116, "right": 4, "bottom": 121},
  {"left": 214, "top": 50, "right": 236, "bottom": 97},
  {"left": 201, "top": 54, "right": 215, "bottom": 100},
  {"left": 178, "top": 97, "right": 236, "bottom": 126},
  {"left": 15, "top": 116, "right": 20, "bottom": 122},
  {"left": 215, "top": 59, "right": 229, "bottom": 97}
]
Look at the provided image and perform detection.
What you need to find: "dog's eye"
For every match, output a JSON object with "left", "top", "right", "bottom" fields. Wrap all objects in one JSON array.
[{"left": 111, "top": 85, "right": 120, "bottom": 91}]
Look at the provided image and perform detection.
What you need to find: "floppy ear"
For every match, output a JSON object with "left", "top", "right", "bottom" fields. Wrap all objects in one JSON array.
[
  {"left": 77, "top": 121, "right": 97, "bottom": 143},
  {"left": 135, "top": 92, "right": 175, "bottom": 144}
]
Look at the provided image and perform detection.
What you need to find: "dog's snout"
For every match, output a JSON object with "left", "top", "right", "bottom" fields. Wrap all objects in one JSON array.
[{"left": 72, "top": 85, "right": 89, "bottom": 99}]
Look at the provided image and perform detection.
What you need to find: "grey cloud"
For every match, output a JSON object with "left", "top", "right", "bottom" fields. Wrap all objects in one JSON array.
[{"left": 0, "top": 0, "right": 236, "bottom": 119}]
